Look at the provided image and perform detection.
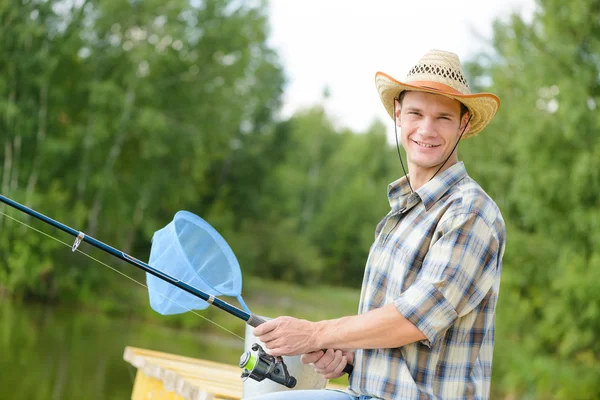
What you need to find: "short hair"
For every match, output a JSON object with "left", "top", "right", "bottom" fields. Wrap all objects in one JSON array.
[{"left": 397, "top": 90, "right": 469, "bottom": 119}]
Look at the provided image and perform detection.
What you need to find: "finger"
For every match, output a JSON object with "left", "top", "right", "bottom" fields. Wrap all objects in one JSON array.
[
  {"left": 301, "top": 350, "right": 324, "bottom": 365},
  {"left": 261, "top": 336, "right": 283, "bottom": 350},
  {"left": 345, "top": 350, "right": 354, "bottom": 365},
  {"left": 312, "top": 348, "right": 334, "bottom": 370},
  {"left": 262, "top": 339, "right": 291, "bottom": 357},
  {"left": 330, "top": 355, "right": 348, "bottom": 378},
  {"left": 260, "top": 342, "right": 276, "bottom": 355},
  {"left": 253, "top": 319, "right": 278, "bottom": 336},
  {"left": 318, "top": 352, "right": 345, "bottom": 378},
  {"left": 314, "top": 349, "right": 338, "bottom": 372},
  {"left": 326, "top": 350, "right": 344, "bottom": 374},
  {"left": 268, "top": 348, "right": 283, "bottom": 357},
  {"left": 257, "top": 331, "right": 278, "bottom": 345},
  {"left": 269, "top": 341, "right": 303, "bottom": 357},
  {"left": 323, "top": 356, "right": 347, "bottom": 379}
]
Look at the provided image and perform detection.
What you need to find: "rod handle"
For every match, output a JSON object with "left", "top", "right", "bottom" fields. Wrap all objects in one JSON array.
[
  {"left": 343, "top": 363, "right": 353, "bottom": 375},
  {"left": 247, "top": 314, "right": 267, "bottom": 327}
]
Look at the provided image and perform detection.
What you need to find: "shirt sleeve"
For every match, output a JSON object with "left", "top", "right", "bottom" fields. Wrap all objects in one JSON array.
[{"left": 394, "top": 211, "right": 501, "bottom": 347}]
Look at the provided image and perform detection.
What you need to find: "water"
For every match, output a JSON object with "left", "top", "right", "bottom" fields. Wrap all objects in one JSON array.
[{"left": 0, "top": 299, "right": 245, "bottom": 399}]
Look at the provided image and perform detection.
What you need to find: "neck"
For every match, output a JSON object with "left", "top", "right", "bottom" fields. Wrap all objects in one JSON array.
[{"left": 407, "top": 158, "right": 458, "bottom": 191}]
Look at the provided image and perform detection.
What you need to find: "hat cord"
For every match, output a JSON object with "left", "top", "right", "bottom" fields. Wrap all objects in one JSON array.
[
  {"left": 381, "top": 99, "right": 414, "bottom": 247},
  {"left": 394, "top": 99, "right": 414, "bottom": 193},
  {"left": 430, "top": 112, "right": 472, "bottom": 179},
  {"left": 384, "top": 101, "right": 472, "bottom": 246}
]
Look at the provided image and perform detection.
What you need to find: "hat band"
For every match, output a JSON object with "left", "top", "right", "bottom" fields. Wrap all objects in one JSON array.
[{"left": 407, "top": 80, "right": 466, "bottom": 96}]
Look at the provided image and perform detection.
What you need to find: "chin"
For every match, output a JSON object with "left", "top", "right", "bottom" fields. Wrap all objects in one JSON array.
[
  {"left": 416, "top": 162, "right": 443, "bottom": 170},
  {"left": 411, "top": 156, "right": 444, "bottom": 169}
]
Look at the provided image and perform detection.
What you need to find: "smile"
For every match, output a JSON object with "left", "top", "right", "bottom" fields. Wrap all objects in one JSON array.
[{"left": 414, "top": 140, "right": 440, "bottom": 148}]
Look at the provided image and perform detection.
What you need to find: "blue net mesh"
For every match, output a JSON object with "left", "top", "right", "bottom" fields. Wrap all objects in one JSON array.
[{"left": 146, "top": 211, "right": 250, "bottom": 315}]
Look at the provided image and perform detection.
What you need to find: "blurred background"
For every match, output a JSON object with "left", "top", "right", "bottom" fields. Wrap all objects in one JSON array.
[{"left": 1, "top": 0, "right": 599, "bottom": 399}]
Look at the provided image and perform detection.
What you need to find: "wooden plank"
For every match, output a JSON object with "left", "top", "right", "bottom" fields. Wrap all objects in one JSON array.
[
  {"left": 124, "top": 346, "right": 348, "bottom": 400},
  {"left": 125, "top": 346, "right": 242, "bottom": 399},
  {"left": 125, "top": 347, "right": 241, "bottom": 373},
  {"left": 132, "top": 370, "right": 190, "bottom": 400}
]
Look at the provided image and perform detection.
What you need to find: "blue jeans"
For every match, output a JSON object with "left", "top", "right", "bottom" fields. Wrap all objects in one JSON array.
[{"left": 244, "top": 389, "right": 372, "bottom": 400}]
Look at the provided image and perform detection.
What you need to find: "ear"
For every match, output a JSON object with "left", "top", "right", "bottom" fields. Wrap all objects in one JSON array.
[
  {"left": 460, "top": 113, "right": 471, "bottom": 134},
  {"left": 394, "top": 98, "right": 402, "bottom": 127}
]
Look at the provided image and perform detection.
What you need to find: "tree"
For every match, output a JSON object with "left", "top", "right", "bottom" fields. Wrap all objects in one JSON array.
[
  {"left": 462, "top": 0, "right": 600, "bottom": 397},
  {"left": 0, "top": 0, "right": 285, "bottom": 300},
  {"left": 233, "top": 106, "right": 400, "bottom": 287}
]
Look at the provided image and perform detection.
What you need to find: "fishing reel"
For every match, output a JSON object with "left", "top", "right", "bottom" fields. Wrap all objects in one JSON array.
[{"left": 239, "top": 343, "right": 297, "bottom": 388}]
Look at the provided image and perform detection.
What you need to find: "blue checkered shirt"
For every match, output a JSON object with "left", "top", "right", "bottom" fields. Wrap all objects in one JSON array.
[{"left": 347, "top": 162, "right": 506, "bottom": 399}]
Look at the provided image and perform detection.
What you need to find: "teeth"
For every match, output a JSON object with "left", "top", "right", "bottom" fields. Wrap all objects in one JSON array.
[{"left": 416, "top": 141, "right": 436, "bottom": 148}]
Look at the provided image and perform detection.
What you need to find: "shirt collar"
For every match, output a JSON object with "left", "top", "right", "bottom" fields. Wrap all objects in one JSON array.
[
  {"left": 387, "top": 174, "right": 414, "bottom": 213},
  {"left": 387, "top": 161, "right": 468, "bottom": 212}
]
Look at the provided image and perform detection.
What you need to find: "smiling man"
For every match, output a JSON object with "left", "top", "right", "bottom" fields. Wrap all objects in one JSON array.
[{"left": 249, "top": 50, "right": 506, "bottom": 400}]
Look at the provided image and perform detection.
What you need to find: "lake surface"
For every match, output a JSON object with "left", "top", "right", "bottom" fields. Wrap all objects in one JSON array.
[{"left": 0, "top": 299, "right": 246, "bottom": 399}]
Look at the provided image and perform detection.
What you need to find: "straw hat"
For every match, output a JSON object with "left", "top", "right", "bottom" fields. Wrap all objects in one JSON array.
[{"left": 375, "top": 49, "right": 500, "bottom": 138}]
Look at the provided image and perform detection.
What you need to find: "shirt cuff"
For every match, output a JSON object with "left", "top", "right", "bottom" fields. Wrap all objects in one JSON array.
[{"left": 394, "top": 280, "right": 458, "bottom": 347}]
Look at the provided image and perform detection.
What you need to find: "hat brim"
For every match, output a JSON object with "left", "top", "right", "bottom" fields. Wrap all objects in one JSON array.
[{"left": 375, "top": 72, "right": 500, "bottom": 138}]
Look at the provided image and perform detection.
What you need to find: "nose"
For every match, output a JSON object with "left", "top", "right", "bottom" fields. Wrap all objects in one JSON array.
[{"left": 416, "top": 117, "right": 436, "bottom": 137}]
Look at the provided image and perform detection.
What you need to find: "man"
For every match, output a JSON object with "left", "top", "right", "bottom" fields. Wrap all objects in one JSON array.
[{"left": 249, "top": 49, "right": 506, "bottom": 400}]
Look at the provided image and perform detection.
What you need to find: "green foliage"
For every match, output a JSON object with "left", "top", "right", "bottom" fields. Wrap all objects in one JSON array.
[
  {"left": 462, "top": 0, "right": 600, "bottom": 397},
  {"left": 0, "top": 0, "right": 398, "bottom": 296},
  {"left": 2, "top": 0, "right": 599, "bottom": 397},
  {"left": 0, "top": 0, "right": 285, "bottom": 298},
  {"left": 225, "top": 107, "right": 398, "bottom": 285}
]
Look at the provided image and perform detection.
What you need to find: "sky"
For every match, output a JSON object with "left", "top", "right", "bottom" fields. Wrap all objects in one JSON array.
[{"left": 266, "top": 0, "right": 536, "bottom": 138}]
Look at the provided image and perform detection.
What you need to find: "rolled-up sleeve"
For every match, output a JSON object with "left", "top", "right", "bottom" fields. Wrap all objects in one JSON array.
[{"left": 394, "top": 211, "right": 500, "bottom": 346}]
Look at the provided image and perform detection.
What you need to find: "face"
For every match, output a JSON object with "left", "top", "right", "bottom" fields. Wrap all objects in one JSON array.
[{"left": 395, "top": 91, "right": 470, "bottom": 174}]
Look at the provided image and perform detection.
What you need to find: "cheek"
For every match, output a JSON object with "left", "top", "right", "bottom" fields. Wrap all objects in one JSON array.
[
  {"left": 399, "top": 129, "right": 411, "bottom": 147},
  {"left": 444, "top": 130, "right": 461, "bottom": 146},
  {"left": 398, "top": 120, "right": 415, "bottom": 138}
]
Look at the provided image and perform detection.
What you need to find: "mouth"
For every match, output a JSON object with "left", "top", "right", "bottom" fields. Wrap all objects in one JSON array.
[{"left": 413, "top": 140, "right": 441, "bottom": 149}]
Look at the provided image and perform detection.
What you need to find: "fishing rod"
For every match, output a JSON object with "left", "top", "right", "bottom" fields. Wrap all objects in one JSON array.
[{"left": 0, "top": 194, "right": 306, "bottom": 387}]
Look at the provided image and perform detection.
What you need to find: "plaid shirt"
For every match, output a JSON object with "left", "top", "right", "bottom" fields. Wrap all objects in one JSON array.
[{"left": 347, "top": 162, "right": 506, "bottom": 400}]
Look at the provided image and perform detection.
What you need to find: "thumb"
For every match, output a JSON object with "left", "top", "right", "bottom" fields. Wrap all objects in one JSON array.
[
  {"left": 301, "top": 350, "right": 324, "bottom": 365},
  {"left": 346, "top": 351, "right": 354, "bottom": 364}
]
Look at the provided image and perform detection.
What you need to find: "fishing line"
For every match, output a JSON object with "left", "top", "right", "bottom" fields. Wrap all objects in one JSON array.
[
  {"left": 0, "top": 197, "right": 352, "bottom": 383},
  {"left": 0, "top": 210, "right": 245, "bottom": 341}
]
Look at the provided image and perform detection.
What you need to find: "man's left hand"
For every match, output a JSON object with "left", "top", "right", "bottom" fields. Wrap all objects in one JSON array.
[{"left": 253, "top": 316, "right": 319, "bottom": 357}]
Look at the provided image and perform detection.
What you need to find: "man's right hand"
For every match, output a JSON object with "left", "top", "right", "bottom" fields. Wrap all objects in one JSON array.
[{"left": 301, "top": 349, "right": 354, "bottom": 379}]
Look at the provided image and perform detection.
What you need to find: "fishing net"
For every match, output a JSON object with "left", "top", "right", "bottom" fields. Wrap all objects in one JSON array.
[{"left": 146, "top": 211, "right": 250, "bottom": 315}]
